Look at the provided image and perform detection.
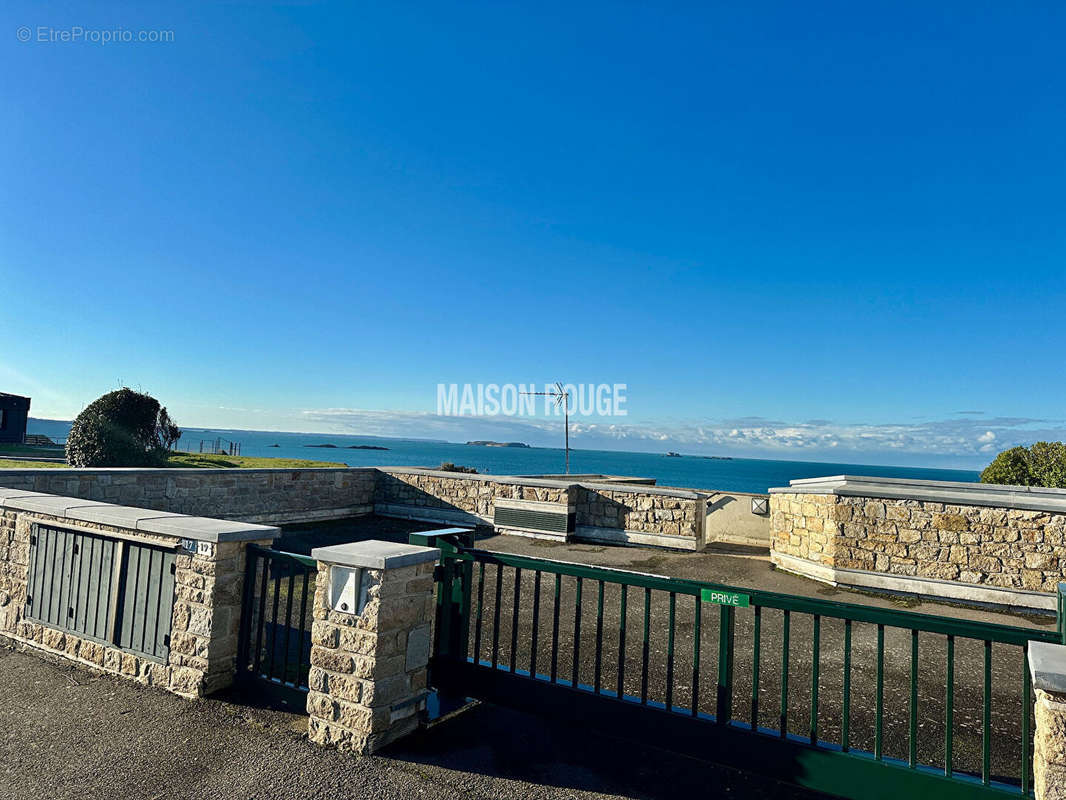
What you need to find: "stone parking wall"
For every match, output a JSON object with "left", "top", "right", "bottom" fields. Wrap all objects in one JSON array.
[
  {"left": 575, "top": 485, "right": 705, "bottom": 545},
  {"left": 377, "top": 468, "right": 708, "bottom": 549},
  {"left": 0, "top": 493, "right": 277, "bottom": 697},
  {"left": 770, "top": 492, "right": 840, "bottom": 567},
  {"left": 0, "top": 466, "right": 723, "bottom": 552},
  {"left": 770, "top": 477, "right": 1066, "bottom": 608},
  {"left": 0, "top": 467, "right": 377, "bottom": 525},
  {"left": 375, "top": 468, "right": 571, "bottom": 524},
  {"left": 772, "top": 492, "right": 1066, "bottom": 592}
]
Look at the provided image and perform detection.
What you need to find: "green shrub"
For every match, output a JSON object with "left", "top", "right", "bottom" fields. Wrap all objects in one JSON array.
[
  {"left": 980, "top": 441, "right": 1066, "bottom": 488},
  {"left": 439, "top": 462, "right": 478, "bottom": 474},
  {"left": 66, "top": 388, "right": 182, "bottom": 467}
]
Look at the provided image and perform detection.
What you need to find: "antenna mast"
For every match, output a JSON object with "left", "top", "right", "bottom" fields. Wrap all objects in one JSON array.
[{"left": 521, "top": 382, "right": 571, "bottom": 474}]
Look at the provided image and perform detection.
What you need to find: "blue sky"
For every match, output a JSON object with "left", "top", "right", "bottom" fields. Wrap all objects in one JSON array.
[{"left": 2, "top": 2, "right": 1064, "bottom": 468}]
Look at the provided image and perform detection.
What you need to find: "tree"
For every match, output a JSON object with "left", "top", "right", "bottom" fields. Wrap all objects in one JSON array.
[
  {"left": 980, "top": 441, "right": 1066, "bottom": 488},
  {"left": 157, "top": 406, "right": 181, "bottom": 451},
  {"left": 66, "top": 388, "right": 183, "bottom": 467}
]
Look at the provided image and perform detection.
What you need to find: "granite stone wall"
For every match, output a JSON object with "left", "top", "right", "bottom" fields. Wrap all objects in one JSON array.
[
  {"left": 376, "top": 468, "right": 708, "bottom": 549},
  {"left": 772, "top": 492, "right": 1066, "bottom": 592},
  {"left": 770, "top": 477, "right": 1066, "bottom": 608},
  {"left": 574, "top": 484, "right": 706, "bottom": 549},
  {"left": 0, "top": 467, "right": 377, "bottom": 525},
  {"left": 374, "top": 468, "right": 571, "bottom": 525}
]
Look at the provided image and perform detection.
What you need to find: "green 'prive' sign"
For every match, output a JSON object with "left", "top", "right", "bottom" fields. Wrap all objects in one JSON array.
[{"left": 701, "top": 588, "right": 750, "bottom": 607}]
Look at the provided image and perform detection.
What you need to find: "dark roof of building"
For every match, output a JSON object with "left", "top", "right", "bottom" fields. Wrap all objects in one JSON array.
[{"left": 0, "top": 392, "right": 30, "bottom": 402}]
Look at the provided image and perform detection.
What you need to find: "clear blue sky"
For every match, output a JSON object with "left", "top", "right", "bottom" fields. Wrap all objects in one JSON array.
[{"left": 2, "top": 1, "right": 1064, "bottom": 467}]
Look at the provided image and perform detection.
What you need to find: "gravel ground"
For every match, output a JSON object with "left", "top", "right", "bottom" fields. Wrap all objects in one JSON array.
[{"left": 0, "top": 644, "right": 829, "bottom": 800}]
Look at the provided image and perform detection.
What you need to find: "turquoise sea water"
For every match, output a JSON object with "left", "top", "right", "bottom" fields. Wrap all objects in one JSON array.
[{"left": 27, "top": 418, "right": 979, "bottom": 494}]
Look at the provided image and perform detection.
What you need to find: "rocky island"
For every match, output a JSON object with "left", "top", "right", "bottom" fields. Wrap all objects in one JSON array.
[
  {"left": 466, "top": 440, "right": 531, "bottom": 448},
  {"left": 305, "top": 443, "right": 389, "bottom": 450}
]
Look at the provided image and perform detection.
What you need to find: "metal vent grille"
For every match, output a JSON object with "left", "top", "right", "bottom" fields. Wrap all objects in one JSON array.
[{"left": 493, "top": 506, "right": 573, "bottom": 534}]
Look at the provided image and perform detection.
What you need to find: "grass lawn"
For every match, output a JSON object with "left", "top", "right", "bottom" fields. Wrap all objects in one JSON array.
[
  {"left": 0, "top": 459, "right": 68, "bottom": 469},
  {"left": 0, "top": 453, "right": 345, "bottom": 470},
  {"left": 166, "top": 453, "right": 343, "bottom": 469},
  {"left": 0, "top": 444, "right": 66, "bottom": 456}
]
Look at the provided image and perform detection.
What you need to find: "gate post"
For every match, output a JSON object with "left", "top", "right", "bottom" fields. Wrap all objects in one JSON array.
[
  {"left": 305, "top": 540, "right": 440, "bottom": 755},
  {"left": 1030, "top": 641, "right": 1066, "bottom": 800}
]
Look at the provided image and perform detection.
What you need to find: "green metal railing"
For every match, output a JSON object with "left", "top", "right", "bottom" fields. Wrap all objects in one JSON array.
[{"left": 417, "top": 532, "right": 1063, "bottom": 799}]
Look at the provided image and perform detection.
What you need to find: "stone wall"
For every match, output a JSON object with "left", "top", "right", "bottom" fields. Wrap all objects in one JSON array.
[
  {"left": 375, "top": 468, "right": 709, "bottom": 550},
  {"left": 0, "top": 486, "right": 277, "bottom": 696},
  {"left": 0, "top": 467, "right": 377, "bottom": 525},
  {"left": 771, "top": 476, "right": 1066, "bottom": 611},
  {"left": 574, "top": 484, "right": 706, "bottom": 550},
  {"left": 374, "top": 468, "right": 570, "bottom": 527},
  {"left": 0, "top": 465, "right": 750, "bottom": 553}
]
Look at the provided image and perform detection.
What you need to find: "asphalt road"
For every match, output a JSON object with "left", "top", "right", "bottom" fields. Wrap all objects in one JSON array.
[{"left": 0, "top": 644, "right": 829, "bottom": 800}]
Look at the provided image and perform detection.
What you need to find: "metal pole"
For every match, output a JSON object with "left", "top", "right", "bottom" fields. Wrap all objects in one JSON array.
[{"left": 564, "top": 395, "right": 570, "bottom": 474}]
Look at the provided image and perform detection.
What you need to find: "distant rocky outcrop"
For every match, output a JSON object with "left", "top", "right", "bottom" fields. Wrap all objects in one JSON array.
[
  {"left": 466, "top": 441, "right": 530, "bottom": 448},
  {"left": 305, "top": 443, "right": 389, "bottom": 450}
]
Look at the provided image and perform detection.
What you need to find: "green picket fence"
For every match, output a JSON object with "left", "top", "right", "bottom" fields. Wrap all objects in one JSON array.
[{"left": 415, "top": 531, "right": 1064, "bottom": 800}]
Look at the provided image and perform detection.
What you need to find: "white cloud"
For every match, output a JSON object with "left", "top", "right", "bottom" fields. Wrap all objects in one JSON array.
[{"left": 297, "top": 407, "right": 1066, "bottom": 465}]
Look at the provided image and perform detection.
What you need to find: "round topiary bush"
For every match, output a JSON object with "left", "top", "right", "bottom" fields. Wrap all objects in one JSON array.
[{"left": 66, "top": 388, "right": 181, "bottom": 467}]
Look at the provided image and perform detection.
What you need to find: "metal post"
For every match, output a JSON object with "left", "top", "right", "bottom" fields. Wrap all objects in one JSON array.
[
  {"left": 717, "top": 605, "right": 735, "bottom": 723},
  {"left": 1059, "top": 583, "right": 1066, "bottom": 644}
]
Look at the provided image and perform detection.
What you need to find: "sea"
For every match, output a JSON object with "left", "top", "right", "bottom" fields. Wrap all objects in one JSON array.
[{"left": 27, "top": 418, "right": 979, "bottom": 494}]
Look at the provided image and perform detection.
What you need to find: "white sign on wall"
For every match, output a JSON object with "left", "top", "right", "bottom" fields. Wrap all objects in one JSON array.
[{"left": 180, "top": 539, "right": 214, "bottom": 558}]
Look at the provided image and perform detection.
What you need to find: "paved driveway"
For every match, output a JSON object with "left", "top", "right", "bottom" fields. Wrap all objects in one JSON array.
[{"left": 0, "top": 644, "right": 830, "bottom": 800}]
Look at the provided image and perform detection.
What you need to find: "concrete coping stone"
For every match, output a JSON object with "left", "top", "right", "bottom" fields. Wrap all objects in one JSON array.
[
  {"left": 379, "top": 467, "right": 578, "bottom": 489},
  {"left": 379, "top": 467, "right": 704, "bottom": 499},
  {"left": 768, "top": 474, "right": 1066, "bottom": 514},
  {"left": 576, "top": 481, "right": 703, "bottom": 499},
  {"left": 1029, "top": 641, "right": 1066, "bottom": 694},
  {"left": 312, "top": 540, "right": 441, "bottom": 570},
  {"left": 0, "top": 491, "right": 279, "bottom": 543}
]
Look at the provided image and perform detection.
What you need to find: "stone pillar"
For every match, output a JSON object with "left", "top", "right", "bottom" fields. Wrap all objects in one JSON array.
[
  {"left": 170, "top": 534, "right": 278, "bottom": 696},
  {"left": 1030, "top": 641, "right": 1066, "bottom": 800},
  {"left": 306, "top": 540, "right": 440, "bottom": 754}
]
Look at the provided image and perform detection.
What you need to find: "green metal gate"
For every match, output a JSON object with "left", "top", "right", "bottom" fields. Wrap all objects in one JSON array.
[
  {"left": 415, "top": 531, "right": 1064, "bottom": 800},
  {"left": 235, "top": 545, "right": 317, "bottom": 709}
]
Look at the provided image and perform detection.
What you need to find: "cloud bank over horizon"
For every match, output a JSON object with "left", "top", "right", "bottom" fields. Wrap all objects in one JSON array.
[{"left": 295, "top": 407, "right": 1066, "bottom": 469}]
